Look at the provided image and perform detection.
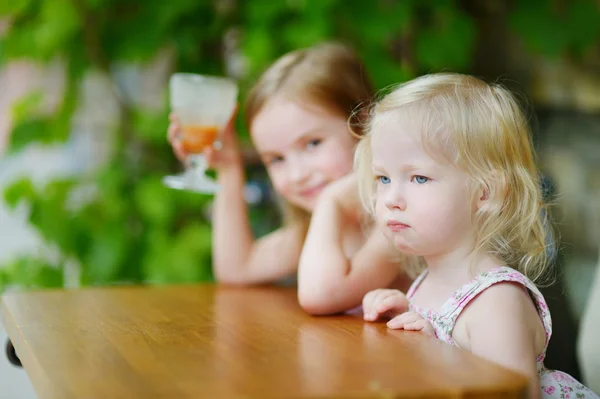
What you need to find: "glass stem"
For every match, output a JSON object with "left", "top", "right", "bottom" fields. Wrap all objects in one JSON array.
[{"left": 188, "top": 154, "right": 207, "bottom": 176}]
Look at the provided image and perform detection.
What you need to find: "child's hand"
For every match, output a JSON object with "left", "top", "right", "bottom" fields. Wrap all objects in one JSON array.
[
  {"left": 167, "top": 113, "right": 187, "bottom": 162},
  {"left": 319, "top": 173, "right": 363, "bottom": 224},
  {"left": 362, "top": 289, "right": 409, "bottom": 322},
  {"left": 387, "top": 311, "right": 436, "bottom": 337},
  {"left": 167, "top": 109, "right": 242, "bottom": 170}
]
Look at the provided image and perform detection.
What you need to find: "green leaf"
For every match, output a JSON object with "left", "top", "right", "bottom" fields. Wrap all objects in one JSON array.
[
  {"left": 104, "top": 0, "right": 208, "bottom": 62},
  {"left": 143, "top": 223, "right": 212, "bottom": 284},
  {"left": 3, "top": 178, "right": 36, "bottom": 209},
  {"left": 0, "top": 0, "right": 31, "bottom": 17},
  {"left": 84, "top": 0, "right": 112, "bottom": 10},
  {"left": 28, "top": 180, "right": 78, "bottom": 254},
  {"left": 415, "top": 7, "right": 476, "bottom": 71},
  {"left": 47, "top": 72, "right": 78, "bottom": 143},
  {"left": 11, "top": 90, "right": 44, "bottom": 121},
  {"left": 7, "top": 119, "right": 52, "bottom": 153},
  {"left": 7, "top": 89, "right": 72, "bottom": 153},
  {"left": 348, "top": 0, "right": 413, "bottom": 44},
  {"left": 0, "top": 269, "right": 7, "bottom": 293},
  {"left": 509, "top": 0, "right": 569, "bottom": 59},
  {"left": 134, "top": 177, "right": 173, "bottom": 226},
  {"left": 0, "top": 21, "right": 37, "bottom": 59},
  {"left": 2, "top": 257, "right": 63, "bottom": 290},
  {"left": 81, "top": 227, "right": 127, "bottom": 285},
  {"left": 133, "top": 108, "right": 170, "bottom": 144},
  {"left": 241, "top": 28, "right": 276, "bottom": 77},
  {"left": 34, "top": 0, "right": 82, "bottom": 59},
  {"left": 283, "top": 18, "right": 330, "bottom": 49},
  {"left": 566, "top": 0, "right": 600, "bottom": 53},
  {"left": 246, "top": 0, "right": 288, "bottom": 23}
]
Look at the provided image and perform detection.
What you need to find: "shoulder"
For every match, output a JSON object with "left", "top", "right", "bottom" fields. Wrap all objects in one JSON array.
[
  {"left": 461, "top": 267, "right": 540, "bottom": 323},
  {"left": 464, "top": 281, "right": 536, "bottom": 325},
  {"left": 454, "top": 281, "right": 545, "bottom": 385},
  {"left": 458, "top": 281, "right": 545, "bottom": 355},
  {"left": 473, "top": 279, "right": 532, "bottom": 308}
]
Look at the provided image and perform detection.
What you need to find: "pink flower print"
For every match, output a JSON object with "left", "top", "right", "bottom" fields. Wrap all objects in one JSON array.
[
  {"left": 543, "top": 386, "right": 556, "bottom": 395},
  {"left": 553, "top": 373, "right": 566, "bottom": 382}
]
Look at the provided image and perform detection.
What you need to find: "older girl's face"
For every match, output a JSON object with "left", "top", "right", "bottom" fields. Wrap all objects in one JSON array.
[{"left": 251, "top": 98, "right": 356, "bottom": 212}]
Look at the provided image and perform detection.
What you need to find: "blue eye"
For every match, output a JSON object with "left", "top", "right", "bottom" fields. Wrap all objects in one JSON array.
[
  {"left": 378, "top": 176, "right": 391, "bottom": 184},
  {"left": 412, "top": 175, "right": 429, "bottom": 184}
]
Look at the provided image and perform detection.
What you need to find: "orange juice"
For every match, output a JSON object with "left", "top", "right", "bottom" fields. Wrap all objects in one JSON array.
[{"left": 181, "top": 125, "right": 219, "bottom": 153}]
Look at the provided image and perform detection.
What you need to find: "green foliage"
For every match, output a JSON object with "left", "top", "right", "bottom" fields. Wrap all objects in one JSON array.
[
  {"left": 0, "top": 257, "right": 63, "bottom": 291},
  {"left": 510, "top": 0, "right": 600, "bottom": 59},
  {"left": 1, "top": 0, "right": 599, "bottom": 292}
]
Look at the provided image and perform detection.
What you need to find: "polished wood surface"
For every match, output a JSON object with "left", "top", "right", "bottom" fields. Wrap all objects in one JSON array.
[{"left": 1, "top": 284, "right": 528, "bottom": 398}]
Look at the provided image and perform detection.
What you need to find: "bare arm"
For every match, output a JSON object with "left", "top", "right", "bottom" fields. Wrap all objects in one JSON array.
[
  {"left": 298, "top": 175, "right": 410, "bottom": 314},
  {"left": 212, "top": 163, "right": 304, "bottom": 284},
  {"left": 168, "top": 113, "right": 302, "bottom": 285},
  {"left": 460, "top": 283, "right": 544, "bottom": 399}
]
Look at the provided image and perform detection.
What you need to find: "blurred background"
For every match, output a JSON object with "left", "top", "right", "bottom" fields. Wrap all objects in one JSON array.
[{"left": 0, "top": 0, "right": 599, "bottom": 397}]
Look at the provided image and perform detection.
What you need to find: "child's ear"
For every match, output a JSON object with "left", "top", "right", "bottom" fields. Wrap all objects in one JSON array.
[
  {"left": 477, "top": 186, "right": 489, "bottom": 207},
  {"left": 476, "top": 172, "right": 508, "bottom": 211}
]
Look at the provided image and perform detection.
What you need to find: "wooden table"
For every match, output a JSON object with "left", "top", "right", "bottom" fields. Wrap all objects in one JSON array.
[{"left": 1, "top": 284, "right": 528, "bottom": 398}]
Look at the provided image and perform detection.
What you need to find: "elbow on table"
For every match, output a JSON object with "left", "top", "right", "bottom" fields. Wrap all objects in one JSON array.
[{"left": 298, "top": 284, "right": 343, "bottom": 316}]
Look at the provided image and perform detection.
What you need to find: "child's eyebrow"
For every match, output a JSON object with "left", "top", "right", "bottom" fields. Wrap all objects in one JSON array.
[
  {"left": 372, "top": 163, "right": 434, "bottom": 173},
  {"left": 292, "top": 128, "right": 324, "bottom": 143},
  {"left": 258, "top": 128, "right": 327, "bottom": 157},
  {"left": 259, "top": 151, "right": 281, "bottom": 159}
]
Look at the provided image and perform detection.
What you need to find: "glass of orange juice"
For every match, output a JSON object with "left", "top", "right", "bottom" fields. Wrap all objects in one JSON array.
[{"left": 163, "top": 73, "right": 238, "bottom": 193}]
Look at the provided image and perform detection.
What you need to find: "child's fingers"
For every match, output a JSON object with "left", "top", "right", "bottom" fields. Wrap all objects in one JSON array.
[
  {"left": 362, "top": 290, "right": 378, "bottom": 321},
  {"left": 401, "top": 320, "right": 435, "bottom": 337},
  {"left": 169, "top": 112, "right": 180, "bottom": 123},
  {"left": 402, "top": 320, "right": 427, "bottom": 331},
  {"left": 386, "top": 314, "right": 406, "bottom": 330},
  {"left": 364, "top": 289, "right": 406, "bottom": 321},
  {"left": 221, "top": 105, "right": 238, "bottom": 141},
  {"left": 172, "top": 141, "right": 187, "bottom": 163},
  {"left": 421, "top": 324, "right": 436, "bottom": 337},
  {"left": 363, "top": 289, "right": 387, "bottom": 321},
  {"left": 204, "top": 147, "right": 217, "bottom": 167},
  {"left": 376, "top": 293, "right": 408, "bottom": 315},
  {"left": 167, "top": 122, "right": 181, "bottom": 142},
  {"left": 386, "top": 311, "right": 420, "bottom": 329}
]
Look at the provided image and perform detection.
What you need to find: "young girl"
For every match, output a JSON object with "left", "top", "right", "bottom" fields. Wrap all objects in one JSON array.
[
  {"left": 357, "top": 73, "right": 598, "bottom": 398},
  {"left": 168, "top": 42, "right": 410, "bottom": 314}
]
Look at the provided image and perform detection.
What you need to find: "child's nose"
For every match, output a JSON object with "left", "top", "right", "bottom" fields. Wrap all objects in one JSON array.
[
  {"left": 384, "top": 186, "right": 406, "bottom": 211},
  {"left": 289, "top": 159, "right": 310, "bottom": 184}
]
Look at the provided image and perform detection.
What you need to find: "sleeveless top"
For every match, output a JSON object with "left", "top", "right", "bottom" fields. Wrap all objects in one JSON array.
[{"left": 407, "top": 266, "right": 598, "bottom": 398}]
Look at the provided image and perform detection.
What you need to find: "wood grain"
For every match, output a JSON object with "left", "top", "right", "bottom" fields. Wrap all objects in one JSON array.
[{"left": 1, "top": 284, "right": 528, "bottom": 398}]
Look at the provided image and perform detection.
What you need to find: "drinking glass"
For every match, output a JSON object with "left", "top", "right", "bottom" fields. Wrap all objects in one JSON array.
[{"left": 163, "top": 73, "right": 238, "bottom": 193}]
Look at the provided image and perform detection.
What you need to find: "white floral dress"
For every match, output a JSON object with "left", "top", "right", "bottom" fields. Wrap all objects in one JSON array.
[{"left": 407, "top": 266, "right": 599, "bottom": 398}]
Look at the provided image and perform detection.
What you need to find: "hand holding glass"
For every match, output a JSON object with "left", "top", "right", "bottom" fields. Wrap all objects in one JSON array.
[{"left": 163, "top": 73, "right": 238, "bottom": 193}]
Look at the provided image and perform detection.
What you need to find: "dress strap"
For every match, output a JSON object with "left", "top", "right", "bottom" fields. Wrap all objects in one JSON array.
[
  {"left": 441, "top": 267, "right": 553, "bottom": 352},
  {"left": 406, "top": 269, "right": 428, "bottom": 299}
]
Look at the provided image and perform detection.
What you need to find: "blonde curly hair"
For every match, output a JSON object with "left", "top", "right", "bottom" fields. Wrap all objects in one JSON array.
[{"left": 355, "top": 73, "right": 553, "bottom": 282}]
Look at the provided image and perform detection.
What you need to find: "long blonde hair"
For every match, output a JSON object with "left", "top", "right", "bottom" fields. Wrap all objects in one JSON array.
[
  {"left": 245, "top": 42, "right": 374, "bottom": 227},
  {"left": 355, "top": 73, "right": 553, "bottom": 282}
]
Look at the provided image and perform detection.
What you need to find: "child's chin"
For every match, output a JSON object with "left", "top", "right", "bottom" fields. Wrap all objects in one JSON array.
[
  {"left": 392, "top": 240, "right": 418, "bottom": 255},
  {"left": 289, "top": 198, "right": 313, "bottom": 213}
]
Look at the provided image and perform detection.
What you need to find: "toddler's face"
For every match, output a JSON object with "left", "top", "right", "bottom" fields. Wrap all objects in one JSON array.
[
  {"left": 251, "top": 98, "right": 355, "bottom": 212},
  {"left": 370, "top": 114, "right": 477, "bottom": 258}
]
